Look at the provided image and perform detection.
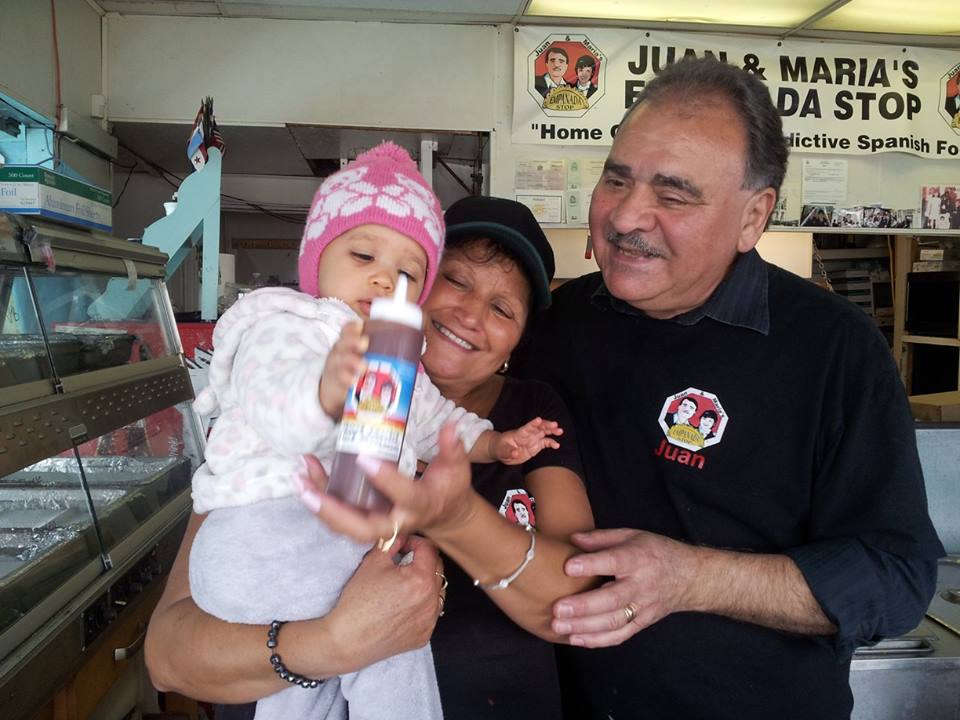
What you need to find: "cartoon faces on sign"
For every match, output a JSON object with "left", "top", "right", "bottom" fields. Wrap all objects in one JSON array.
[
  {"left": 658, "top": 388, "right": 729, "bottom": 452},
  {"left": 527, "top": 34, "right": 606, "bottom": 117},
  {"left": 939, "top": 61, "right": 960, "bottom": 131},
  {"left": 499, "top": 489, "right": 536, "bottom": 530}
]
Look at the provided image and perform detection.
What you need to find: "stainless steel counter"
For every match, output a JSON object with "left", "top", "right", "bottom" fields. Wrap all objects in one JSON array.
[{"left": 851, "top": 559, "right": 960, "bottom": 720}]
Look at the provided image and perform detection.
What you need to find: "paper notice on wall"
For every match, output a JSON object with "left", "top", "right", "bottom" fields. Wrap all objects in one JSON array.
[
  {"left": 566, "top": 190, "right": 584, "bottom": 224},
  {"left": 515, "top": 160, "right": 566, "bottom": 191},
  {"left": 567, "top": 157, "right": 605, "bottom": 187},
  {"left": 582, "top": 159, "right": 605, "bottom": 195},
  {"left": 516, "top": 192, "right": 563, "bottom": 224},
  {"left": 801, "top": 159, "right": 848, "bottom": 205}
]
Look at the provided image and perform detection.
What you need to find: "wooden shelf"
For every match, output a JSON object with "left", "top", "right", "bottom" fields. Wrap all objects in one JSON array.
[
  {"left": 818, "top": 248, "right": 890, "bottom": 260},
  {"left": 903, "top": 335, "right": 960, "bottom": 347},
  {"left": 771, "top": 226, "right": 960, "bottom": 237}
]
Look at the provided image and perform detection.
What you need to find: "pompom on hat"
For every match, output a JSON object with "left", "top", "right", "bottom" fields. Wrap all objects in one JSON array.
[{"left": 298, "top": 142, "right": 445, "bottom": 302}]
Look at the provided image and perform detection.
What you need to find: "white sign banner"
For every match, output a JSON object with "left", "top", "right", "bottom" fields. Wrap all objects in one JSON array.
[{"left": 513, "top": 27, "right": 960, "bottom": 159}]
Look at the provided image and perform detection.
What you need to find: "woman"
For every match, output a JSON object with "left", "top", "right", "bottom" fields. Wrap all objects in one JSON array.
[{"left": 144, "top": 196, "right": 594, "bottom": 719}]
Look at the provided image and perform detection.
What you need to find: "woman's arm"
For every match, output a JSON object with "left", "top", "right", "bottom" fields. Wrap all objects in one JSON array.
[
  {"left": 428, "top": 464, "right": 596, "bottom": 642},
  {"left": 298, "top": 425, "right": 597, "bottom": 643},
  {"left": 145, "top": 512, "right": 444, "bottom": 703}
]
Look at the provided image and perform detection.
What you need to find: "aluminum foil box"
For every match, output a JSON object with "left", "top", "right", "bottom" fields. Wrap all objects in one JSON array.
[{"left": 0, "top": 166, "right": 111, "bottom": 232}]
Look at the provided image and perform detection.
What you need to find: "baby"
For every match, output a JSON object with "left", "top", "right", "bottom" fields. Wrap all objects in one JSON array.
[{"left": 187, "top": 143, "right": 559, "bottom": 720}]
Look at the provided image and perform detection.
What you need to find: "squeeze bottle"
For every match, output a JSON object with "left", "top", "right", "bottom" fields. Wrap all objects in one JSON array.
[{"left": 327, "top": 275, "right": 423, "bottom": 512}]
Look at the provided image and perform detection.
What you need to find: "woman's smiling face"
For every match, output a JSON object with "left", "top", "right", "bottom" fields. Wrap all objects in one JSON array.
[{"left": 421, "top": 241, "right": 531, "bottom": 391}]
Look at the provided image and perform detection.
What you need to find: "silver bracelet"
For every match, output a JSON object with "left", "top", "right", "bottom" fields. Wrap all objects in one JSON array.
[{"left": 473, "top": 527, "right": 536, "bottom": 591}]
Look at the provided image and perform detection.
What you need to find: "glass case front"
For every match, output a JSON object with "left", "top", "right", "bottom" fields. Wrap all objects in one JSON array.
[
  {"left": 0, "top": 214, "right": 202, "bottom": 693},
  {"left": 73, "top": 405, "right": 198, "bottom": 550},
  {"left": 0, "top": 267, "right": 57, "bottom": 390},
  {"left": 0, "top": 451, "right": 98, "bottom": 637}
]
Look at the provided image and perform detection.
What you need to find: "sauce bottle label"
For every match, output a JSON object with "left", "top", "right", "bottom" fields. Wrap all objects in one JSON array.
[{"left": 335, "top": 353, "right": 417, "bottom": 460}]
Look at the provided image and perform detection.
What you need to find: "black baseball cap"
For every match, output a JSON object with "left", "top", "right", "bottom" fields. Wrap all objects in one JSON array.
[{"left": 444, "top": 196, "right": 555, "bottom": 310}]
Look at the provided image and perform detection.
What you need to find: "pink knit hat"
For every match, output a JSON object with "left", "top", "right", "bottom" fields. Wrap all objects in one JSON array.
[{"left": 298, "top": 142, "right": 444, "bottom": 302}]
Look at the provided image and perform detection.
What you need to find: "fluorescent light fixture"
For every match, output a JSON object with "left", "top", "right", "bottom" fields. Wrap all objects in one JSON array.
[
  {"left": 526, "top": 0, "right": 826, "bottom": 28},
  {"left": 809, "top": 0, "right": 960, "bottom": 35}
]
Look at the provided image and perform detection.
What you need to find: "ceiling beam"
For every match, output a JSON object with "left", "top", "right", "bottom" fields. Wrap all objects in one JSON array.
[
  {"left": 780, "top": 0, "right": 853, "bottom": 40},
  {"left": 83, "top": 0, "right": 106, "bottom": 16}
]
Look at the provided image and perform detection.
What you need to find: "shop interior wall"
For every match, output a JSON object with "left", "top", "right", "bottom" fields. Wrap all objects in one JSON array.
[
  {"left": 105, "top": 16, "right": 956, "bottom": 287},
  {"left": 106, "top": 15, "right": 505, "bottom": 301},
  {"left": 106, "top": 16, "right": 499, "bottom": 131},
  {"left": 0, "top": 0, "right": 110, "bottom": 188}
]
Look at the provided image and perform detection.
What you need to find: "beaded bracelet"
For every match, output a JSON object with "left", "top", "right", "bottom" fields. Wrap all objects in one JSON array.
[
  {"left": 473, "top": 527, "right": 536, "bottom": 591},
  {"left": 267, "top": 620, "right": 323, "bottom": 689}
]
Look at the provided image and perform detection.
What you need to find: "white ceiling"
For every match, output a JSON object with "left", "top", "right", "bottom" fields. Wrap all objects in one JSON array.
[
  {"left": 91, "top": 0, "right": 530, "bottom": 24},
  {"left": 90, "top": 0, "right": 960, "bottom": 44}
]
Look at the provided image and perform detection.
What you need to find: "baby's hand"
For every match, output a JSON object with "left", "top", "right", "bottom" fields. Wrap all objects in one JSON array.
[
  {"left": 320, "top": 322, "right": 368, "bottom": 419},
  {"left": 494, "top": 417, "right": 562, "bottom": 465}
]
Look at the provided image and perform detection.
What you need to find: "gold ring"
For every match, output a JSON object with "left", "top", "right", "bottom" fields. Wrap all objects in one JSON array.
[
  {"left": 435, "top": 571, "right": 448, "bottom": 591},
  {"left": 377, "top": 520, "right": 400, "bottom": 553},
  {"left": 623, "top": 602, "right": 639, "bottom": 624}
]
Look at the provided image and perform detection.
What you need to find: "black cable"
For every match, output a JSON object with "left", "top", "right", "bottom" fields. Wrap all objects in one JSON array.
[
  {"left": 0, "top": 96, "right": 56, "bottom": 130},
  {"left": 220, "top": 192, "right": 305, "bottom": 224},
  {"left": 117, "top": 139, "right": 306, "bottom": 223},
  {"left": 15, "top": 157, "right": 55, "bottom": 167},
  {"left": 112, "top": 160, "right": 138, "bottom": 208},
  {"left": 117, "top": 139, "right": 184, "bottom": 190}
]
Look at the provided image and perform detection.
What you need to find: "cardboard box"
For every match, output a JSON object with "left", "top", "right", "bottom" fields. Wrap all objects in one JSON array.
[
  {"left": 0, "top": 166, "right": 111, "bottom": 231},
  {"left": 912, "top": 260, "right": 960, "bottom": 272},
  {"left": 919, "top": 247, "right": 960, "bottom": 261},
  {"left": 909, "top": 391, "right": 960, "bottom": 423}
]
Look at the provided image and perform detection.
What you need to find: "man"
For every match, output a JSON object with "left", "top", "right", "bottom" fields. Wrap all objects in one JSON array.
[
  {"left": 535, "top": 46, "right": 569, "bottom": 98},
  {"left": 664, "top": 395, "right": 697, "bottom": 428},
  {"left": 511, "top": 498, "right": 533, "bottom": 529},
  {"left": 514, "top": 56, "right": 943, "bottom": 720},
  {"left": 574, "top": 54, "right": 598, "bottom": 99},
  {"left": 925, "top": 187, "right": 942, "bottom": 228}
]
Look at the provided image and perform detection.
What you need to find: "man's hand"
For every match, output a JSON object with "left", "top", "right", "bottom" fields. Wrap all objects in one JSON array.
[
  {"left": 319, "top": 322, "right": 367, "bottom": 418},
  {"left": 550, "top": 528, "right": 836, "bottom": 647},
  {"left": 490, "top": 417, "right": 563, "bottom": 465},
  {"left": 550, "top": 528, "right": 700, "bottom": 647}
]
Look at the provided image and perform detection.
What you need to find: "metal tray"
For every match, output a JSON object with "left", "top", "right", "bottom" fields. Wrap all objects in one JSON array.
[
  {"left": 4, "top": 456, "right": 183, "bottom": 488},
  {"left": 0, "top": 333, "right": 83, "bottom": 386},
  {"left": 0, "top": 330, "right": 136, "bottom": 388},
  {"left": 58, "top": 328, "right": 136, "bottom": 373},
  {"left": 926, "top": 560, "right": 960, "bottom": 638},
  {"left": 0, "top": 528, "right": 81, "bottom": 584},
  {"left": 0, "top": 455, "right": 191, "bottom": 631},
  {"left": 0, "top": 488, "right": 126, "bottom": 533}
]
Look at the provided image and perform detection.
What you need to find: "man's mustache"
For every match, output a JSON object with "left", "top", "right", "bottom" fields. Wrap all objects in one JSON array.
[{"left": 606, "top": 232, "right": 665, "bottom": 258}]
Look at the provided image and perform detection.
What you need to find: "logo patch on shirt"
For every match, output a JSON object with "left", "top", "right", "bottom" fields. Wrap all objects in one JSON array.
[
  {"left": 499, "top": 489, "right": 536, "bottom": 530},
  {"left": 655, "top": 388, "right": 729, "bottom": 468}
]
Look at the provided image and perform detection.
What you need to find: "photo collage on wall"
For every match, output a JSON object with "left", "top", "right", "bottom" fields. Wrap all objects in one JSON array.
[{"left": 921, "top": 186, "right": 960, "bottom": 229}]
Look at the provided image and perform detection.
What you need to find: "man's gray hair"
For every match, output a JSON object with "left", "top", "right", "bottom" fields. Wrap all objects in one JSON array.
[{"left": 622, "top": 56, "right": 788, "bottom": 197}]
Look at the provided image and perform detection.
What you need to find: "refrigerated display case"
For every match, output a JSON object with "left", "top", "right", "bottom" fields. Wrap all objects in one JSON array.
[{"left": 0, "top": 212, "right": 203, "bottom": 720}]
